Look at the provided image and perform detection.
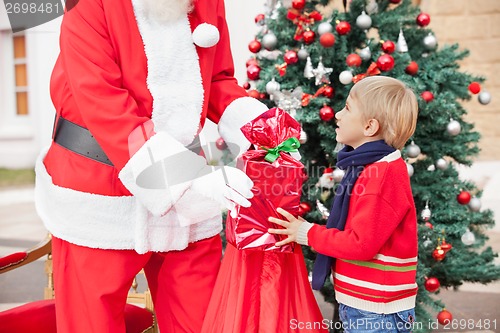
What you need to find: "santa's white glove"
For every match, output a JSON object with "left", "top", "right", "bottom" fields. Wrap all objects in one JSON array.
[
  {"left": 218, "top": 97, "right": 268, "bottom": 156},
  {"left": 190, "top": 165, "right": 254, "bottom": 218}
]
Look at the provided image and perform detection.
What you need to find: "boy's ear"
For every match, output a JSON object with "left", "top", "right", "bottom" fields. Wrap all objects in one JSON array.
[{"left": 364, "top": 118, "right": 381, "bottom": 137}]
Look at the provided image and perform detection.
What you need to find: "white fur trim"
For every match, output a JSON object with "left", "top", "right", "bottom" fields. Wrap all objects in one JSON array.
[
  {"left": 335, "top": 291, "right": 416, "bottom": 314},
  {"left": 218, "top": 97, "right": 268, "bottom": 156},
  {"left": 296, "top": 221, "right": 314, "bottom": 246},
  {"left": 119, "top": 131, "right": 206, "bottom": 216},
  {"left": 192, "top": 23, "right": 220, "bottom": 48},
  {"left": 35, "top": 148, "right": 222, "bottom": 254},
  {"left": 132, "top": 0, "right": 204, "bottom": 145}
]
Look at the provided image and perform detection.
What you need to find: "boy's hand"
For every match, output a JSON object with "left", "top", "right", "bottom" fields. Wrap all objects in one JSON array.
[{"left": 268, "top": 207, "right": 306, "bottom": 246}]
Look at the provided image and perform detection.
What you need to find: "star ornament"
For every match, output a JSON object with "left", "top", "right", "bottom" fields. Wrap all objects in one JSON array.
[{"left": 312, "top": 57, "right": 333, "bottom": 86}]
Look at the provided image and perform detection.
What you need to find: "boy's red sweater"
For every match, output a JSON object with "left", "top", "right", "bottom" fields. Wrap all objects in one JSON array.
[{"left": 307, "top": 151, "right": 418, "bottom": 314}]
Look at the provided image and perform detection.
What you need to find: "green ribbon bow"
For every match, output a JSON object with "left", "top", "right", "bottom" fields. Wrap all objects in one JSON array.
[{"left": 262, "top": 137, "right": 301, "bottom": 163}]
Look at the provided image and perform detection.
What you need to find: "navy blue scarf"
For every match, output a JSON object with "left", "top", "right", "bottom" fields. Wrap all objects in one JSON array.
[{"left": 311, "top": 140, "right": 395, "bottom": 290}]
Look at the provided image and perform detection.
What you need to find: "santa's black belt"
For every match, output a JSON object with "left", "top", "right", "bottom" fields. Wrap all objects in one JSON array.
[{"left": 53, "top": 116, "right": 201, "bottom": 167}]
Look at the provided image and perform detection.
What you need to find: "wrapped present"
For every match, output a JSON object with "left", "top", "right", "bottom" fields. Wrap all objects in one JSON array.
[{"left": 226, "top": 108, "right": 307, "bottom": 252}]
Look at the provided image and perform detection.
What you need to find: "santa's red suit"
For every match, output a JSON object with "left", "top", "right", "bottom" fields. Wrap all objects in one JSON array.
[{"left": 34, "top": 0, "right": 267, "bottom": 331}]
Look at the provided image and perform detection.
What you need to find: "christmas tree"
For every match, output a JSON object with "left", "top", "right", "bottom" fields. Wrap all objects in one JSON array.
[{"left": 229, "top": 0, "right": 500, "bottom": 330}]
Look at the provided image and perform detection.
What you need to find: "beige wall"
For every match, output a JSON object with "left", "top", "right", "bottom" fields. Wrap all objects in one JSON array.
[{"left": 321, "top": 0, "right": 500, "bottom": 160}]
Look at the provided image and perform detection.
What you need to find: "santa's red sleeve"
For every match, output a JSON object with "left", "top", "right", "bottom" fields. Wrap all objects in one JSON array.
[{"left": 56, "top": 0, "right": 207, "bottom": 217}]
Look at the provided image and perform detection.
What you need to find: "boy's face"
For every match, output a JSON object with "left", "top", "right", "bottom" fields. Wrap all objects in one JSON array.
[{"left": 335, "top": 95, "right": 375, "bottom": 149}]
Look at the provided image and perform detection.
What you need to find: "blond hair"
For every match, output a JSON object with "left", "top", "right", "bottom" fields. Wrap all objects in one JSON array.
[{"left": 350, "top": 76, "right": 418, "bottom": 150}]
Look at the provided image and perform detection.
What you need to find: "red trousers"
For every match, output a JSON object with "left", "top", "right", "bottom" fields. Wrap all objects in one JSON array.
[{"left": 52, "top": 235, "right": 222, "bottom": 333}]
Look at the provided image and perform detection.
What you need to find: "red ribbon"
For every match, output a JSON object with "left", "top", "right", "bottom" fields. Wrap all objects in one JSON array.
[
  {"left": 276, "top": 63, "right": 288, "bottom": 77},
  {"left": 352, "top": 62, "right": 381, "bottom": 83},
  {"left": 287, "top": 9, "right": 322, "bottom": 41},
  {"left": 302, "top": 93, "right": 312, "bottom": 106},
  {"left": 302, "top": 86, "right": 330, "bottom": 106}
]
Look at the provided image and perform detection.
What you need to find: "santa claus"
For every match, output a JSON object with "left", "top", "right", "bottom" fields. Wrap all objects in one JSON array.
[{"left": 35, "top": 0, "right": 268, "bottom": 331}]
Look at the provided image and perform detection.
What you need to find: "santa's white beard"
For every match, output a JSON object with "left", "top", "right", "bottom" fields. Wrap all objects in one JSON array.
[{"left": 143, "top": 0, "right": 193, "bottom": 23}]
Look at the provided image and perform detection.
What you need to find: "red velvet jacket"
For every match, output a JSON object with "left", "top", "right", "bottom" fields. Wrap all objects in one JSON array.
[
  {"left": 46, "top": 0, "right": 252, "bottom": 195},
  {"left": 35, "top": 0, "right": 268, "bottom": 253}
]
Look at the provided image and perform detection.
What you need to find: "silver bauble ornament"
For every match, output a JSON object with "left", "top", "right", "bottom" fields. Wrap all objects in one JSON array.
[
  {"left": 423, "top": 239, "right": 433, "bottom": 248},
  {"left": 318, "top": 22, "right": 333, "bottom": 36},
  {"left": 446, "top": 119, "right": 461, "bottom": 136},
  {"left": 396, "top": 29, "right": 408, "bottom": 53},
  {"left": 356, "top": 11, "right": 372, "bottom": 30},
  {"left": 406, "top": 142, "right": 421, "bottom": 158},
  {"left": 427, "top": 164, "right": 436, "bottom": 171},
  {"left": 359, "top": 46, "right": 372, "bottom": 61},
  {"left": 435, "top": 158, "right": 448, "bottom": 170},
  {"left": 478, "top": 91, "right": 491, "bottom": 105},
  {"left": 461, "top": 229, "right": 476, "bottom": 246},
  {"left": 339, "top": 70, "right": 353, "bottom": 85},
  {"left": 423, "top": 33, "right": 437, "bottom": 50},
  {"left": 265, "top": 78, "right": 281, "bottom": 95},
  {"left": 421, "top": 204, "right": 432, "bottom": 221},
  {"left": 262, "top": 33, "right": 278, "bottom": 50},
  {"left": 299, "top": 129, "right": 308, "bottom": 144},
  {"left": 468, "top": 196, "right": 482, "bottom": 212},
  {"left": 298, "top": 46, "right": 309, "bottom": 61},
  {"left": 406, "top": 162, "right": 414, "bottom": 177},
  {"left": 332, "top": 168, "right": 345, "bottom": 182}
]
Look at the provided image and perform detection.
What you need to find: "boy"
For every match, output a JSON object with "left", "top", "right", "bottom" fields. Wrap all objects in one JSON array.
[{"left": 268, "top": 76, "right": 419, "bottom": 333}]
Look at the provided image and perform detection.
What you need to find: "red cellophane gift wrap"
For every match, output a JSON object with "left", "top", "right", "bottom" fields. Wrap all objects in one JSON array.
[{"left": 225, "top": 107, "right": 307, "bottom": 252}]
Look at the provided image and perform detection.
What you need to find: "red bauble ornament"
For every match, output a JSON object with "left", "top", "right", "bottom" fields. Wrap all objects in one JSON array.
[
  {"left": 248, "top": 89, "right": 260, "bottom": 99},
  {"left": 437, "top": 309, "right": 453, "bottom": 325},
  {"left": 389, "top": 0, "right": 401, "bottom": 3},
  {"left": 319, "top": 105, "right": 335, "bottom": 121},
  {"left": 421, "top": 91, "right": 434, "bottom": 102},
  {"left": 302, "top": 30, "right": 316, "bottom": 44},
  {"left": 284, "top": 50, "right": 299, "bottom": 64},
  {"left": 242, "top": 82, "right": 251, "bottom": 90},
  {"left": 416, "top": 13, "right": 431, "bottom": 27},
  {"left": 248, "top": 40, "right": 262, "bottom": 53},
  {"left": 381, "top": 40, "right": 395, "bottom": 54},
  {"left": 320, "top": 32, "right": 336, "bottom": 48},
  {"left": 254, "top": 13, "right": 265, "bottom": 25},
  {"left": 405, "top": 61, "right": 419, "bottom": 75},
  {"left": 215, "top": 137, "right": 227, "bottom": 150},
  {"left": 425, "top": 221, "right": 433, "bottom": 229},
  {"left": 425, "top": 277, "right": 440, "bottom": 293},
  {"left": 292, "top": 0, "right": 306, "bottom": 10},
  {"left": 298, "top": 202, "right": 312, "bottom": 216},
  {"left": 432, "top": 247, "right": 446, "bottom": 261},
  {"left": 336, "top": 21, "right": 351, "bottom": 35},
  {"left": 468, "top": 82, "right": 481, "bottom": 94},
  {"left": 259, "top": 93, "right": 267, "bottom": 100},
  {"left": 246, "top": 58, "right": 259, "bottom": 68},
  {"left": 346, "top": 53, "right": 362, "bottom": 67},
  {"left": 247, "top": 64, "right": 261, "bottom": 80},
  {"left": 457, "top": 190, "right": 471, "bottom": 205},
  {"left": 376, "top": 54, "right": 395, "bottom": 71},
  {"left": 323, "top": 86, "right": 335, "bottom": 98}
]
